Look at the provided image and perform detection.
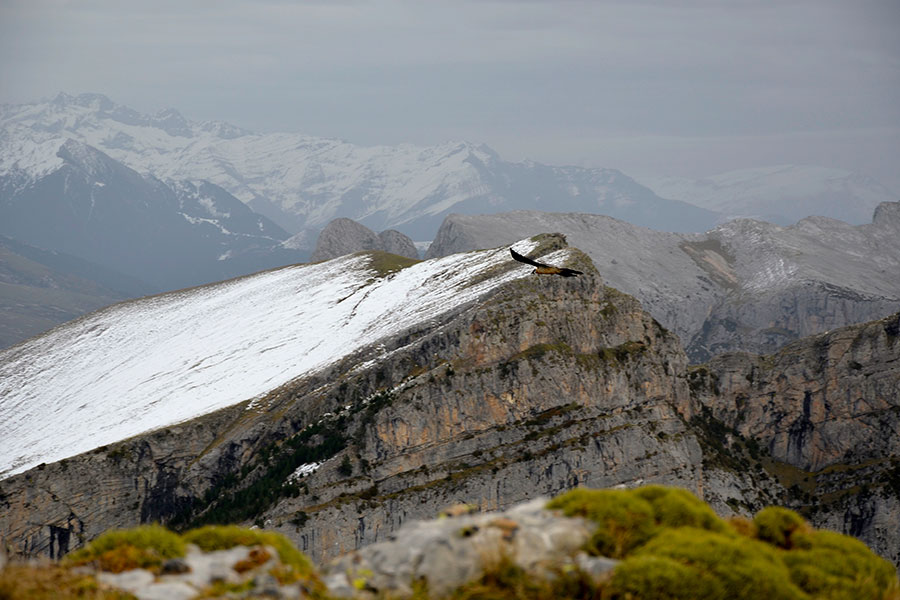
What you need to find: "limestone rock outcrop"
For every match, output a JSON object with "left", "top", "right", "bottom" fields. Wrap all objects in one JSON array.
[
  {"left": 0, "top": 235, "right": 710, "bottom": 565},
  {"left": 377, "top": 229, "right": 419, "bottom": 259},
  {"left": 425, "top": 205, "right": 900, "bottom": 362},
  {"left": 310, "top": 218, "right": 418, "bottom": 262},
  {"left": 688, "top": 311, "right": 900, "bottom": 565},
  {"left": 322, "top": 497, "right": 611, "bottom": 598}
]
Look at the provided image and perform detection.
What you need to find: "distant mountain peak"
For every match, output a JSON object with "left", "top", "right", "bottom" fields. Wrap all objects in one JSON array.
[
  {"left": 151, "top": 107, "right": 192, "bottom": 137},
  {"left": 874, "top": 201, "right": 900, "bottom": 228},
  {"left": 5, "top": 92, "right": 248, "bottom": 143},
  {"left": 3, "top": 92, "right": 720, "bottom": 238},
  {"left": 199, "top": 119, "right": 254, "bottom": 139},
  {"left": 49, "top": 91, "right": 119, "bottom": 114},
  {"left": 48, "top": 91, "right": 75, "bottom": 106},
  {"left": 56, "top": 138, "right": 118, "bottom": 177},
  {"left": 310, "top": 217, "right": 418, "bottom": 262}
]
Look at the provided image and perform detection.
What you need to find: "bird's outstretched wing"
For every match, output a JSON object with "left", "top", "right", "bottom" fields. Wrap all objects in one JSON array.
[
  {"left": 510, "top": 248, "right": 584, "bottom": 277},
  {"left": 510, "top": 248, "right": 549, "bottom": 268}
]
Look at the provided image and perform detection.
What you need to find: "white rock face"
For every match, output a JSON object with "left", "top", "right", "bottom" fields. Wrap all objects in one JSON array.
[
  {"left": 323, "top": 498, "right": 610, "bottom": 598},
  {"left": 94, "top": 543, "right": 306, "bottom": 599}
]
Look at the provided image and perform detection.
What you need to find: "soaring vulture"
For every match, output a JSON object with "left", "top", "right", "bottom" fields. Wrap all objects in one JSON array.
[{"left": 510, "top": 248, "right": 583, "bottom": 277}]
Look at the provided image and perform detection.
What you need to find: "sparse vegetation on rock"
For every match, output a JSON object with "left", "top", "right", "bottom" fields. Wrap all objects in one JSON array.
[
  {"left": 64, "top": 524, "right": 186, "bottom": 573},
  {"left": 1, "top": 486, "right": 897, "bottom": 599}
]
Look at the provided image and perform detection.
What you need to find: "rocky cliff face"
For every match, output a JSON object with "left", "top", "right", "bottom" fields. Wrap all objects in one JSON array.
[
  {"left": 0, "top": 235, "right": 714, "bottom": 564},
  {"left": 377, "top": 229, "right": 419, "bottom": 260},
  {"left": 426, "top": 206, "right": 900, "bottom": 362},
  {"left": 255, "top": 255, "right": 715, "bottom": 563},
  {"left": 310, "top": 218, "right": 418, "bottom": 262},
  {"left": 1, "top": 236, "right": 896, "bottom": 572},
  {"left": 689, "top": 311, "right": 900, "bottom": 565}
]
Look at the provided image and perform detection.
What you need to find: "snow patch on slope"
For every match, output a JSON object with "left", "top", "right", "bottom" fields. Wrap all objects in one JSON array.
[
  {"left": 0, "top": 137, "right": 65, "bottom": 178},
  {"left": 0, "top": 240, "right": 542, "bottom": 478}
]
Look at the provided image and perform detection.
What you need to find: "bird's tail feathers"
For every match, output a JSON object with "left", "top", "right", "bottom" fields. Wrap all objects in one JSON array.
[{"left": 558, "top": 268, "right": 583, "bottom": 277}]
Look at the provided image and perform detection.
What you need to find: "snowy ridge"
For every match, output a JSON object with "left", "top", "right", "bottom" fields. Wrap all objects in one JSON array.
[
  {"left": 0, "top": 239, "right": 545, "bottom": 479},
  {"left": 712, "top": 219, "right": 799, "bottom": 293}
]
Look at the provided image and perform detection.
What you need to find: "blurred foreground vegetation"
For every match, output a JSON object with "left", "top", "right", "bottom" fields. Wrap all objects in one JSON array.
[{"left": 1, "top": 485, "right": 897, "bottom": 599}]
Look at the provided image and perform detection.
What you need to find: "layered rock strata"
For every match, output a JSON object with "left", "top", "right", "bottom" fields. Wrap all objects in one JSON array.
[
  {"left": 1, "top": 237, "right": 897, "bottom": 572},
  {"left": 690, "top": 311, "right": 900, "bottom": 565},
  {"left": 0, "top": 236, "right": 714, "bottom": 565}
]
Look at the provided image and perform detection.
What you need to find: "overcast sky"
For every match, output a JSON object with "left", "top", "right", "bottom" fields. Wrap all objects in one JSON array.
[{"left": 2, "top": 0, "right": 899, "bottom": 187}]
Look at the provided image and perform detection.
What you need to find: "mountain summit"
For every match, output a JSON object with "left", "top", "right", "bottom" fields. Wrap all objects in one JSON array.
[{"left": 426, "top": 206, "right": 900, "bottom": 361}]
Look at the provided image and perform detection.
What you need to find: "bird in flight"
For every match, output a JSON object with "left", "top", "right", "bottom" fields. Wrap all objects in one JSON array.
[{"left": 510, "top": 248, "right": 583, "bottom": 277}]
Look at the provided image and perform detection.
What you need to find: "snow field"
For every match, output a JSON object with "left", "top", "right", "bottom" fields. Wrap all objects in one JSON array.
[{"left": 0, "top": 240, "right": 541, "bottom": 478}]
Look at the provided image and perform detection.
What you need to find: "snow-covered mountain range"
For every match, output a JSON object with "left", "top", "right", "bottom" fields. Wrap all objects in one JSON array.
[
  {"left": 1, "top": 93, "right": 719, "bottom": 241},
  {"left": 0, "top": 137, "right": 303, "bottom": 292},
  {"left": 0, "top": 238, "right": 552, "bottom": 478},
  {"left": 642, "top": 165, "right": 898, "bottom": 226}
]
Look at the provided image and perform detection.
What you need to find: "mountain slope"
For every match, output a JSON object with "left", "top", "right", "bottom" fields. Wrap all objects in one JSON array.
[
  {"left": 641, "top": 165, "right": 898, "bottom": 225},
  {"left": 0, "top": 235, "right": 154, "bottom": 349},
  {"left": 1, "top": 93, "right": 719, "bottom": 239},
  {"left": 0, "top": 138, "right": 300, "bottom": 292},
  {"left": 0, "top": 239, "right": 547, "bottom": 479},
  {"left": 0, "top": 236, "right": 897, "bottom": 572},
  {"left": 426, "top": 205, "right": 900, "bottom": 361},
  {"left": 0, "top": 234, "right": 713, "bottom": 564}
]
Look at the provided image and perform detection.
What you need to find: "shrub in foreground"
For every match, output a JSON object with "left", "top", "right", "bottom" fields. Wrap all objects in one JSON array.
[
  {"left": 64, "top": 523, "right": 185, "bottom": 573},
  {"left": 545, "top": 484, "right": 726, "bottom": 558},
  {"left": 616, "top": 527, "right": 807, "bottom": 600},
  {"left": 546, "top": 487, "right": 656, "bottom": 557},
  {"left": 548, "top": 485, "right": 898, "bottom": 600},
  {"left": 754, "top": 506, "right": 810, "bottom": 549},
  {"left": 783, "top": 529, "right": 899, "bottom": 600},
  {"left": 0, "top": 564, "right": 133, "bottom": 600}
]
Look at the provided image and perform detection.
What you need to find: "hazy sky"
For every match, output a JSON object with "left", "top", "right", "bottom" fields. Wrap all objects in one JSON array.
[{"left": 2, "top": 0, "right": 899, "bottom": 187}]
